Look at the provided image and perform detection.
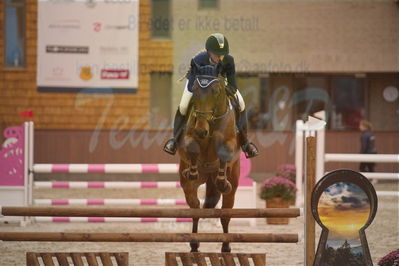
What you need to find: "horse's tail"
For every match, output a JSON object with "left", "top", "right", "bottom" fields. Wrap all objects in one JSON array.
[{"left": 203, "top": 177, "right": 221, "bottom": 208}]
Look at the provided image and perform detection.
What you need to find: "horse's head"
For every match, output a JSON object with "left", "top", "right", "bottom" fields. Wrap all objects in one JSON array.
[{"left": 190, "top": 66, "right": 227, "bottom": 139}]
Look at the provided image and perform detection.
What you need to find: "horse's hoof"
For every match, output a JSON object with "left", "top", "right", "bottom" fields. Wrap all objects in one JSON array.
[
  {"left": 216, "top": 179, "right": 232, "bottom": 194},
  {"left": 190, "top": 241, "right": 199, "bottom": 252},
  {"left": 221, "top": 243, "right": 231, "bottom": 253}
]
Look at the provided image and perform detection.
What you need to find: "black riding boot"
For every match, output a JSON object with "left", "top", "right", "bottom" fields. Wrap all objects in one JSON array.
[
  {"left": 237, "top": 109, "right": 259, "bottom": 158},
  {"left": 163, "top": 109, "right": 186, "bottom": 155}
]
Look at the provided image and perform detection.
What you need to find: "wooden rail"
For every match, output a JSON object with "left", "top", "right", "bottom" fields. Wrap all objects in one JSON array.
[
  {"left": 0, "top": 232, "right": 298, "bottom": 243},
  {"left": 0, "top": 206, "right": 300, "bottom": 218}
]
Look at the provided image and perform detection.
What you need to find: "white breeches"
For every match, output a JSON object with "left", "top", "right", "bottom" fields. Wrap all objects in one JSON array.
[
  {"left": 235, "top": 89, "right": 245, "bottom": 112},
  {"left": 178, "top": 80, "right": 246, "bottom": 115},
  {"left": 178, "top": 81, "right": 193, "bottom": 115}
]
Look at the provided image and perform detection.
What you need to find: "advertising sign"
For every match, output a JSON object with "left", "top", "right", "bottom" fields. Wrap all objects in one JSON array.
[{"left": 37, "top": 0, "right": 138, "bottom": 93}]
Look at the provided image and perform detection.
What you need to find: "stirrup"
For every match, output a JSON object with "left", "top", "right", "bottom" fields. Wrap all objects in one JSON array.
[
  {"left": 163, "top": 139, "right": 177, "bottom": 155},
  {"left": 242, "top": 142, "right": 259, "bottom": 158}
]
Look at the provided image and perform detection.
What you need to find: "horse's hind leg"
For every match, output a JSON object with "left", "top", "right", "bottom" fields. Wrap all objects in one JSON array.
[
  {"left": 181, "top": 181, "right": 201, "bottom": 252},
  {"left": 220, "top": 193, "right": 235, "bottom": 253},
  {"left": 190, "top": 217, "right": 200, "bottom": 252},
  {"left": 220, "top": 166, "right": 239, "bottom": 253},
  {"left": 204, "top": 177, "right": 221, "bottom": 209},
  {"left": 185, "top": 193, "right": 200, "bottom": 252}
]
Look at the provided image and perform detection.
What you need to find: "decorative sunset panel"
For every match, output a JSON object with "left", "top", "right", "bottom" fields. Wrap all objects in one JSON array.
[{"left": 311, "top": 170, "right": 378, "bottom": 266}]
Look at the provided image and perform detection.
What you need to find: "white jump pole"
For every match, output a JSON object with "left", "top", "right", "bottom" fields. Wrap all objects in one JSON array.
[
  {"left": 360, "top": 172, "right": 399, "bottom": 180},
  {"left": 295, "top": 120, "right": 304, "bottom": 207},
  {"left": 325, "top": 154, "right": 399, "bottom": 163},
  {"left": 315, "top": 123, "right": 325, "bottom": 181},
  {"left": 28, "top": 122, "right": 34, "bottom": 207},
  {"left": 295, "top": 116, "right": 327, "bottom": 207}
]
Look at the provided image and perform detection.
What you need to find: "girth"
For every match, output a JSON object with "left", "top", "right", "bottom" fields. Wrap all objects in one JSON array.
[
  {"left": 180, "top": 158, "right": 220, "bottom": 174},
  {"left": 197, "top": 159, "right": 220, "bottom": 173}
]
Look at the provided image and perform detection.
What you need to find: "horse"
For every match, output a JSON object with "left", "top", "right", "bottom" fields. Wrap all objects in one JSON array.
[{"left": 177, "top": 68, "right": 241, "bottom": 253}]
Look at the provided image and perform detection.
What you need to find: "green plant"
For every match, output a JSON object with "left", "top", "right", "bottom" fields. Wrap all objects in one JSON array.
[{"left": 259, "top": 176, "right": 297, "bottom": 201}]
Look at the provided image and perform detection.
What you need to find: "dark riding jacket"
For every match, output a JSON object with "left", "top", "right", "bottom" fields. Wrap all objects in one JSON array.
[
  {"left": 360, "top": 130, "right": 377, "bottom": 154},
  {"left": 186, "top": 51, "right": 238, "bottom": 93}
]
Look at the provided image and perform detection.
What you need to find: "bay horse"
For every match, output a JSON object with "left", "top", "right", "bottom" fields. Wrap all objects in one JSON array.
[{"left": 177, "top": 66, "right": 240, "bottom": 253}]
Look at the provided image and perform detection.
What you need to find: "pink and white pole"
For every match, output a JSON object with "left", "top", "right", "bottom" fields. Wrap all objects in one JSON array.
[
  {"left": 34, "top": 181, "right": 182, "bottom": 189},
  {"left": 34, "top": 217, "right": 193, "bottom": 223},
  {"left": 33, "top": 163, "right": 179, "bottom": 174},
  {"left": 34, "top": 198, "right": 189, "bottom": 206}
]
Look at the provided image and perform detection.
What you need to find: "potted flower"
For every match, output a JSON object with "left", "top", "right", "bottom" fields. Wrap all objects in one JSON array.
[
  {"left": 276, "top": 164, "right": 296, "bottom": 183},
  {"left": 260, "top": 176, "right": 297, "bottom": 224},
  {"left": 276, "top": 164, "right": 296, "bottom": 205},
  {"left": 378, "top": 249, "right": 399, "bottom": 266}
]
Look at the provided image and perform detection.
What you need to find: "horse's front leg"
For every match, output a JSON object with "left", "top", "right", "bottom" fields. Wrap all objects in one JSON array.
[
  {"left": 215, "top": 137, "right": 235, "bottom": 194},
  {"left": 183, "top": 136, "right": 200, "bottom": 180},
  {"left": 215, "top": 161, "right": 232, "bottom": 194}
]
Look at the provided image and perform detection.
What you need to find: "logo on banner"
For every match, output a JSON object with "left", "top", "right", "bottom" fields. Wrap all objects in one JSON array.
[
  {"left": 99, "top": 46, "right": 129, "bottom": 55},
  {"left": 105, "top": 24, "right": 130, "bottom": 31},
  {"left": 101, "top": 69, "right": 130, "bottom": 80},
  {"left": 93, "top": 22, "right": 102, "bottom": 32},
  {"left": 46, "top": 45, "right": 89, "bottom": 54},
  {"left": 80, "top": 67, "right": 93, "bottom": 81},
  {"left": 48, "top": 21, "right": 81, "bottom": 31}
]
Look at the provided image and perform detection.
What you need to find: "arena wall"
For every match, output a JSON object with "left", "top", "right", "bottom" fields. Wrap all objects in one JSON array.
[{"left": 0, "top": 0, "right": 172, "bottom": 130}]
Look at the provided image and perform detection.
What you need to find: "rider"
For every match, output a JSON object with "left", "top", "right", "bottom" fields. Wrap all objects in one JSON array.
[{"left": 163, "top": 33, "right": 259, "bottom": 158}]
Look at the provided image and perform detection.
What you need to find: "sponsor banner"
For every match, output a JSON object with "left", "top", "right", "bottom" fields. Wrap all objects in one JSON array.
[{"left": 37, "top": 0, "right": 138, "bottom": 93}]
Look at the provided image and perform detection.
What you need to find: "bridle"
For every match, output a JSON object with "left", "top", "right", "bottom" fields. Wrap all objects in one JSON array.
[{"left": 192, "top": 75, "right": 230, "bottom": 127}]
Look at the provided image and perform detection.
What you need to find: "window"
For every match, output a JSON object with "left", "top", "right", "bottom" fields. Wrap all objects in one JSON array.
[
  {"left": 236, "top": 75, "right": 264, "bottom": 129},
  {"left": 198, "top": 0, "right": 219, "bottom": 9},
  {"left": 236, "top": 75, "right": 260, "bottom": 109},
  {"left": 294, "top": 77, "right": 329, "bottom": 121},
  {"left": 368, "top": 74, "right": 399, "bottom": 131},
  {"left": 151, "top": 0, "right": 171, "bottom": 39},
  {"left": 4, "top": 0, "right": 26, "bottom": 68},
  {"left": 253, "top": 74, "right": 366, "bottom": 131},
  {"left": 150, "top": 72, "right": 172, "bottom": 128},
  {"left": 330, "top": 77, "right": 365, "bottom": 130}
]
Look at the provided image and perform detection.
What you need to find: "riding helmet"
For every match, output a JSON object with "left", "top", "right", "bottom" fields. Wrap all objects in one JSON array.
[{"left": 205, "top": 33, "right": 229, "bottom": 56}]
